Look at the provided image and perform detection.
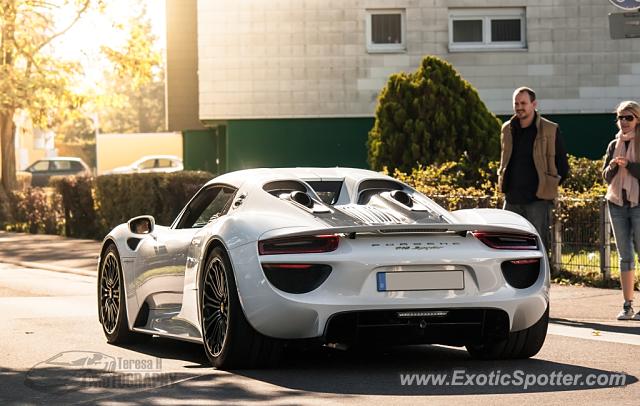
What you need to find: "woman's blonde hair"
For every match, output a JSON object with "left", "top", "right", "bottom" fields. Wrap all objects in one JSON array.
[{"left": 616, "top": 100, "right": 640, "bottom": 138}]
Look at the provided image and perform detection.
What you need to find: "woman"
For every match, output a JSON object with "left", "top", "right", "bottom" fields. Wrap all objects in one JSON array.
[{"left": 603, "top": 100, "right": 640, "bottom": 320}]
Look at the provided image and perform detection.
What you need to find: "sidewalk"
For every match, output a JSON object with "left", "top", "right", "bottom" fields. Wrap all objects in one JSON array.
[
  {"left": 0, "top": 230, "right": 637, "bottom": 330},
  {"left": 0, "top": 230, "right": 101, "bottom": 277}
]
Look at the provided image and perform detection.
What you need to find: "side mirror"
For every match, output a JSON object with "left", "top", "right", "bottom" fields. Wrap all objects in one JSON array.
[{"left": 128, "top": 215, "right": 155, "bottom": 235}]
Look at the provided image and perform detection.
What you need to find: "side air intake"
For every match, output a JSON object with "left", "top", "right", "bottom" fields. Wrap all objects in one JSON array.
[
  {"left": 390, "top": 190, "right": 413, "bottom": 207},
  {"left": 290, "top": 191, "right": 314, "bottom": 208}
]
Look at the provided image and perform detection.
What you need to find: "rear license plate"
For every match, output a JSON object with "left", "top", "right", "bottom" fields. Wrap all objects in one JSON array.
[{"left": 376, "top": 271, "right": 464, "bottom": 291}]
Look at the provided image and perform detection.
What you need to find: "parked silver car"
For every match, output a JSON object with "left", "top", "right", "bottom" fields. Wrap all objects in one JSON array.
[
  {"left": 22, "top": 157, "right": 91, "bottom": 187},
  {"left": 105, "top": 155, "right": 183, "bottom": 175}
]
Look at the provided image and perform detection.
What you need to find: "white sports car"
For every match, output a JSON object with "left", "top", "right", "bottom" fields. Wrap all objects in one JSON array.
[{"left": 98, "top": 167, "right": 549, "bottom": 369}]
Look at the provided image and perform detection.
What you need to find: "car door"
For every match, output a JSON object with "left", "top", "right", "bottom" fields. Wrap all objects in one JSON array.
[
  {"left": 137, "top": 158, "right": 157, "bottom": 174},
  {"left": 27, "top": 161, "right": 52, "bottom": 187},
  {"left": 151, "top": 158, "right": 172, "bottom": 173},
  {"left": 51, "top": 160, "right": 75, "bottom": 178},
  {"left": 68, "top": 160, "right": 88, "bottom": 176},
  {"left": 134, "top": 185, "right": 237, "bottom": 309}
]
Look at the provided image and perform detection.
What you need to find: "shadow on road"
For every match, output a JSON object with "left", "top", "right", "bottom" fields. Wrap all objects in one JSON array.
[
  {"left": 551, "top": 317, "right": 640, "bottom": 335},
  {"left": 2, "top": 342, "right": 635, "bottom": 404},
  {"left": 231, "top": 344, "right": 636, "bottom": 395},
  {"left": 119, "top": 337, "right": 210, "bottom": 368}
]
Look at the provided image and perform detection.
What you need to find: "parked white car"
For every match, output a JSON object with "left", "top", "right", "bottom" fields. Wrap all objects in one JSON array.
[
  {"left": 98, "top": 167, "right": 549, "bottom": 369},
  {"left": 105, "top": 155, "right": 183, "bottom": 175}
]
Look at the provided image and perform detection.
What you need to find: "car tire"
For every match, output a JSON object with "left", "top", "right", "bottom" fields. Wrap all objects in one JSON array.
[
  {"left": 466, "top": 305, "right": 549, "bottom": 360},
  {"left": 98, "top": 243, "right": 149, "bottom": 344},
  {"left": 200, "top": 247, "right": 283, "bottom": 369}
]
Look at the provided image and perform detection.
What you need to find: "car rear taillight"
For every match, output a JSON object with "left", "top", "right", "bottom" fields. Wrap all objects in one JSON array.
[
  {"left": 258, "top": 235, "right": 340, "bottom": 255},
  {"left": 261, "top": 264, "right": 314, "bottom": 270},
  {"left": 471, "top": 231, "right": 538, "bottom": 250},
  {"left": 509, "top": 258, "right": 540, "bottom": 265}
]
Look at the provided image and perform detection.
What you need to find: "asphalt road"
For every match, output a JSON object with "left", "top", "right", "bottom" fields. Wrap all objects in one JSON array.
[{"left": 1, "top": 263, "right": 640, "bottom": 405}]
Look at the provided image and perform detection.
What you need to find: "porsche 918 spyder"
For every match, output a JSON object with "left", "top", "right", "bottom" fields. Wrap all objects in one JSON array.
[{"left": 98, "top": 167, "right": 549, "bottom": 369}]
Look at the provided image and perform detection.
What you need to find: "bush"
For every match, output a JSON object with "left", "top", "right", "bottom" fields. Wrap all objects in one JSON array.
[
  {"left": 16, "top": 172, "right": 32, "bottom": 190},
  {"left": 389, "top": 159, "right": 501, "bottom": 211},
  {"left": 51, "top": 175, "right": 101, "bottom": 239},
  {"left": 7, "top": 187, "right": 64, "bottom": 234},
  {"left": 368, "top": 55, "right": 501, "bottom": 176},
  {"left": 553, "top": 155, "right": 607, "bottom": 250},
  {"left": 2, "top": 171, "right": 214, "bottom": 240},
  {"left": 389, "top": 153, "right": 606, "bottom": 215},
  {"left": 0, "top": 152, "right": 610, "bottom": 250},
  {"left": 155, "top": 171, "right": 215, "bottom": 222},
  {"left": 95, "top": 171, "right": 213, "bottom": 233},
  {"left": 555, "top": 161, "right": 608, "bottom": 253},
  {"left": 562, "top": 155, "right": 605, "bottom": 193}
]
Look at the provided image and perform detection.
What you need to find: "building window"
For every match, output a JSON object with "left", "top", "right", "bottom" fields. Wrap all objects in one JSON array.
[
  {"left": 366, "top": 9, "right": 406, "bottom": 53},
  {"left": 448, "top": 8, "right": 526, "bottom": 51}
]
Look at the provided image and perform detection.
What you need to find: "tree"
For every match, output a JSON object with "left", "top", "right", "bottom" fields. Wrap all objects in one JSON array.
[
  {"left": 367, "top": 56, "right": 501, "bottom": 175},
  {"left": 97, "top": 4, "right": 165, "bottom": 134},
  {"left": 95, "top": 69, "right": 165, "bottom": 134},
  {"left": 0, "top": 0, "right": 99, "bottom": 191}
]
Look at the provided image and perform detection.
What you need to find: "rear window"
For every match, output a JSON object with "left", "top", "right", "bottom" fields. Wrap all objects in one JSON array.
[
  {"left": 306, "top": 181, "right": 343, "bottom": 205},
  {"left": 157, "top": 159, "right": 173, "bottom": 168},
  {"left": 70, "top": 161, "right": 84, "bottom": 170},
  {"left": 52, "top": 160, "right": 72, "bottom": 171}
]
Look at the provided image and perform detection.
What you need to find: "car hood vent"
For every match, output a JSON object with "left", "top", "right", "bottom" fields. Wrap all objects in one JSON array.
[{"left": 338, "top": 204, "right": 408, "bottom": 225}]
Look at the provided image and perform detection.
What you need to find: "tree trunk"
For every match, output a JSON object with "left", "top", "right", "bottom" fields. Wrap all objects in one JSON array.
[
  {"left": 0, "top": 110, "right": 17, "bottom": 191},
  {"left": 0, "top": 182, "right": 15, "bottom": 226}
]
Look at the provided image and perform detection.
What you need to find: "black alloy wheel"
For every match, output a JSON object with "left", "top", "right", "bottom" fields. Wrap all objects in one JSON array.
[
  {"left": 200, "top": 247, "right": 283, "bottom": 369},
  {"left": 202, "top": 255, "right": 229, "bottom": 358},
  {"left": 100, "top": 250, "right": 121, "bottom": 335},
  {"left": 98, "top": 243, "right": 148, "bottom": 344}
]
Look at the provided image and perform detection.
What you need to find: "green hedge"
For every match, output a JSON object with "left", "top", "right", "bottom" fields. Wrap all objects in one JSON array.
[
  {"left": 95, "top": 171, "right": 213, "bottom": 231},
  {"left": 5, "top": 187, "right": 64, "bottom": 235},
  {"left": 3, "top": 171, "right": 213, "bottom": 240},
  {"left": 51, "top": 175, "right": 101, "bottom": 239},
  {"left": 393, "top": 156, "right": 607, "bottom": 255},
  {"left": 1, "top": 156, "right": 608, "bottom": 247}
]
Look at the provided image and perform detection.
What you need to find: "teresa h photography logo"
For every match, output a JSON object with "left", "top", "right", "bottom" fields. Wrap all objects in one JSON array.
[{"left": 24, "top": 351, "right": 175, "bottom": 394}]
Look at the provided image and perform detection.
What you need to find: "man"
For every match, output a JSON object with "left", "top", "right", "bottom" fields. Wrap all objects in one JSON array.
[{"left": 498, "top": 87, "right": 570, "bottom": 250}]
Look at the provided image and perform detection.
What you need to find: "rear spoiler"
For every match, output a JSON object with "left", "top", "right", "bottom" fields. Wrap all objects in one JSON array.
[{"left": 259, "top": 223, "right": 535, "bottom": 241}]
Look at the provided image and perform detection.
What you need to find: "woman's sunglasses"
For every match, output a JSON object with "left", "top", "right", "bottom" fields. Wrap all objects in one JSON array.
[{"left": 617, "top": 115, "right": 636, "bottom": 122}]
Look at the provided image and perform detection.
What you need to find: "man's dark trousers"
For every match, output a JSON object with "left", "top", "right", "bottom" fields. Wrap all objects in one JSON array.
[{"left": 503, "top": 200, "right": 552, "bottom": 250}]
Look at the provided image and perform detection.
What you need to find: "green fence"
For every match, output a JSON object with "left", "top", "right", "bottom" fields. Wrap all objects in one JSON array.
[
  {"left": 223, "top": 117, "right": 373, "bottom": 171},
  {"left": 187, "top": 114, "right": 617, "bottom": 174},
  {"left": 497, "top": 113, "right": 616, "bottom": 160}
]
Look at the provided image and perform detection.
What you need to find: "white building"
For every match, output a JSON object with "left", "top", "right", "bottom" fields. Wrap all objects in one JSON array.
[{"left": 167, "top": 0, "right": 639, "bottom": 172}]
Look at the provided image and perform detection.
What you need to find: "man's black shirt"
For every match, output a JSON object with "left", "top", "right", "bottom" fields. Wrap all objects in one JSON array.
[
  {"left": 504, "top": 114, "right": 569, "bottom": 204},
  {"left": 505, "top": 119, "right": 538, "bottom": 203}
]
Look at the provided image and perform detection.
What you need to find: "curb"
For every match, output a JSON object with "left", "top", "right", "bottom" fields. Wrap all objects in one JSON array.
[{"left": 1, "top": 258, "right": 96, "bottom": 278}]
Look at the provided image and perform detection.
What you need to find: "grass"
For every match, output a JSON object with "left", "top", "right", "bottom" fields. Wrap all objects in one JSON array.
[{"left": 554, "top": 250, "right": 640, "bottom": 289}]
